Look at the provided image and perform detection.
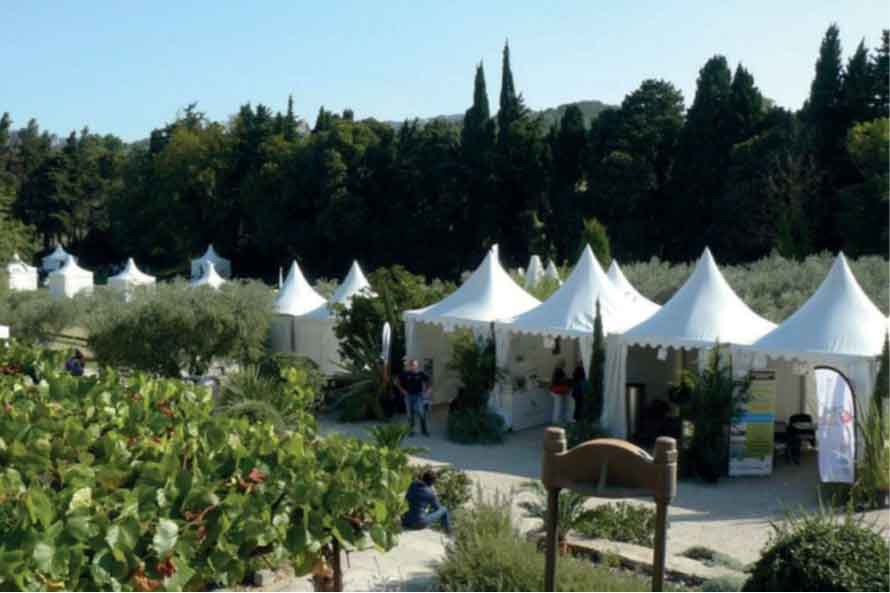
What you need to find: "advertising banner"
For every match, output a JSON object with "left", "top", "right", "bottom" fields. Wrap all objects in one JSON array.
[
  {"left": 815, "top": 368, "right": 855, "bottom": 484},
  {"left": 730, "top": 370, "right": 776, "bottom": 476}
]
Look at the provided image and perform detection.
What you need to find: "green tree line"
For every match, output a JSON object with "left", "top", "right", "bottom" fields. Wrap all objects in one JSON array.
[{"left": 0, "top": 26, "right": 887, "bottom": 282}]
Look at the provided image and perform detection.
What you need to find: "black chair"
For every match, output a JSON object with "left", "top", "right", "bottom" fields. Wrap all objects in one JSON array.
[{"left": 787, "top": 413, "right": 816, "bottom": 464}]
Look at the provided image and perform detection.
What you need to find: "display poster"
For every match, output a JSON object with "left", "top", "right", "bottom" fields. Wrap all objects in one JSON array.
[
  {"left": 815, "top": 368, "right": 855, "bottom": 484},
  {"left": 729, "top": 370, "right": 776, "bottom": 476}
]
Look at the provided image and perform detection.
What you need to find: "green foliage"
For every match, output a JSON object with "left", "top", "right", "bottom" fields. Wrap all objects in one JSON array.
[
  {"left": 576, "top": 502, "right": 657, "bottom": 548},
  {"left": 579, "top": 220, "right": 611, "bottom": 268},
  {"left": 0, "top": 290, "right": 82, "bottom": 345},
  {"left": 436, "top": 488, "right": 653, "bottom": 592},
  {"left": 872, "top": 333, "right": 889, "bottom": 406},
  {"left": 447, "top": 329, "right": 504, "bottom": 410},
  {"left": 684, "top": 345, "right": 751, "bottom": 482},
  {"left": 519, "top": 480, "right": 597, "bottom": 541},
  {"left": 84, "top": 280, "right": 274, "bottom": 377},
  {"left": 742, "top": 510, "right": 890, "bottom": 592},
  {"left": 446, "top": 408, "right": 506, "bottom": 445},
  {"left": 0, "top": 343, "right": 411, "bottom": 590},
  {"left": 851, "top": 399, "right": 890, "bottom": 508},
  {"left": 702, "top": 575, "right": 746, "bottom": 591},
  {"left": 330, "top": 331, "right": 387, "bottom": 422},
  {"left": 410, "top": 464, "right": 473, "bottom": 511},
  {"left": 680, "top": 546, "right": 747, "bottom": 572}
]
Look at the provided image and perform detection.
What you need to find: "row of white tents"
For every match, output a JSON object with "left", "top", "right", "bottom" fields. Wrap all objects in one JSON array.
[{"left": 401, "top": 244, "right": 887, "bottom": 456}]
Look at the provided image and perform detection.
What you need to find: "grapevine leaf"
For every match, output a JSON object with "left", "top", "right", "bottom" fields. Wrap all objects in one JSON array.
[{"left": 152, "top": 519, "right": 179, "bottom": 557}]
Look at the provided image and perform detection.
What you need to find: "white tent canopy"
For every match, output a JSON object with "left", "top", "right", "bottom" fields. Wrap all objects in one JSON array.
[
  {"left": 190, "top": 261, "right": 226, "bottom": 289},
  {"left": 405, "top": 245, "right": 540, "bottom": 404},
  {"left": 191, "top": 244, "right": 231, "bottom": 279},
  {"left": 7, "top": 253, "right": 38, "bottom": 291},
  {"left": 48, "top": 256, "right": 94, "bottom": 298},
  {"left": 42, "top": 245, "right": 69, "bottom": 273},
  {"left": 607, "top": 260, "right": 660, "bottom": 317},
  {"left": 544, "top": 260, "right": 562, "bottom": 285},
  {"left": 524, "top": 255, "right": 544, "bottom": 289},
  {"left": 269, "top": 261, "right": 327, "bottom": 355},
  {"left": 297, "top": 261, "right": 374, "bottom": 374},
  {"left": 732, "top": 254, "right": 888, "bottom": 462},
  {"left": 109, "top": 258, "right": 156, "bottom": 292},
  {"left": 604, "top": 248, "right": 776, "bottom": 437},
  {"left": 493, "top": 245, "right": 658, "bottom": 429}
]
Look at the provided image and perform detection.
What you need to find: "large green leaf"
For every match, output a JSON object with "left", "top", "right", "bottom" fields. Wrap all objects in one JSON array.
[
  {"left": 152, "top": 518, "right": 179, "bottom": 557},
  {"left": 25, "top": 488, "right": 54, "bottom": 528}
]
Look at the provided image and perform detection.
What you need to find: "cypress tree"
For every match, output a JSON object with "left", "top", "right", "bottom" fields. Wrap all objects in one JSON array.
[
  {"left": 587, "top": 298, "right": 606, "bottom": 422},
  {"left": 283, "top": 94, "right": 297, "bottom": 141},
  {"left": 874, "top": 333, "right": 889, "bottom": 413},
  {"left": 842, "top": 40, "right": 873, "bottom": 127},
  {"left": 728, "top": 64, "right": 764, "bottom": 141},
  {"left": 461, "top": 62, "right": 494, "bottom": 160},
  {"left": 870, "top": 30, "right": 889, "bottom": 117},
  {"left": 497, "top": 40, "right": 524, "bottom": 146}
]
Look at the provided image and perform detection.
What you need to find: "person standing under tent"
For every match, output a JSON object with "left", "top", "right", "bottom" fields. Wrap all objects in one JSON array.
[
  {"left": 571, "top": 360, "right": 586, "bottom": 421},
  {"left": 397, "top": 358, "right": 431, "bottom": 436},
  {"left": 550, "top": 360, "right": 572, "bottom": 426}
]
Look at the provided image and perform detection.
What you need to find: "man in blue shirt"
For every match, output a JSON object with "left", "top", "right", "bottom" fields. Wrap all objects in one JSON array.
[
  {"left": 396, "top": 359, "right": 431, "bottom": 436},
  {"left": 402, "top": 470, "right": 451, "bottom": 533}
]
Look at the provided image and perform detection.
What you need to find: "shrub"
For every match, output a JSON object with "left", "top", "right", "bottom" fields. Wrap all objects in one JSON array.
[
  {"left": 85, "top": 280, "right": 274, "bottom": 377},
  {"left": 435, "top": 489, "right": 654, "bottom": 592},
  {"left": 330, "top": 332, "right": 387, "bottom": 422},
  {"left": 411, "top": 464, "right": 473, "bottom": 511},
  {"left": 852, "top": 399, "right": 890, "bottom": 509},
  {"left": 577, "top": 502, "right": 657, "bottom": 548},
  {"left": 579, "top": 217, "right": 611, "bottom": 268},
  {"left": 0, "top": 290, "right": 82, "bottom": 345},
  {"left": 520, "top": 481, "right": 596, "bottom": 542},
  {"left": 446, "top": 407, "right": 506, "bottom": 445},
  {"left": 742, "top": 510, "right": 890, "bottom": 592},
  {"left": 681, "top": 546, "right": 747, "bottom": 571},
  {"left": 0, "top": 343, "right": 411, "bottom": 590},
  {"left": 703, "top": 575, "right": 746, "bottom": 591},
  {"left": 447, "top": 329, "right": 504, "bottom": 411}
]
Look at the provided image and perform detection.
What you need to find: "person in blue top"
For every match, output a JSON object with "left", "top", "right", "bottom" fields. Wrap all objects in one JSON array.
[
  {"left": 402, "top": 470, "right": 451, "bottom": 533},
  {"left": 396, "top": 359, "right": 431, "bottom": 436},
  {"left": 65, "top": 349, "right": 85, "bottom": 377}
]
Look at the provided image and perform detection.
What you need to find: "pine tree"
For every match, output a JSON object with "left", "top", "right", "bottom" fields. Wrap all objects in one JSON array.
[
  {"left": 870, "top": 30, "right": 889, "bottom": 118},
  {"left": 497, "top": 41, "right": 524, "bottom": 146},
  {"left": 842, "top": 40, "right": 873, "bottom": 127},
  {"left": 728, "top": 64, "right": 764, "bottom": 141}
]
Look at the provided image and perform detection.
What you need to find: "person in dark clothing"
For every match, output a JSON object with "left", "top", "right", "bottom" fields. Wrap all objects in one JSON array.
[
  {"left": 572, "top": 361, "right": 586, "bottom": 421},
  {"left": 402, "top": 470, "right": 450, "bottom": 533},
  {"left": 396, "top": 359, "right": 431, "bottom": 436},
  {"left": 65, "top": 349, "right": 85, "bottom": 377}
]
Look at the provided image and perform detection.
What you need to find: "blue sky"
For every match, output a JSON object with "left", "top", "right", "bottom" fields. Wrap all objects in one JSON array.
[{"left": 2, "top": 1, "right": 887, "bottom": 141}]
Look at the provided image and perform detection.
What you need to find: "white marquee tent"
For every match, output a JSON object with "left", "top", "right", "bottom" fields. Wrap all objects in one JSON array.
[
  {"left": 733, "top": 254, "right": 889, "bottom": 480},
  {"left": 6, "top": 253, "right": 38, "bottom": 291},
  {"left": 191, "top": 245, "right": 231, "bottom": 279},
  {"left": 603, "top": 248, "right": 776, "bottom": 437},
  {"left": 405, "top": 245, "right": 540, "bottom": 404},
  {"left": 297, "top": 261, "right": 374, "bottom": 374},
  {"left": 269, "top": 261, "right": 326, "bottom": 354},
  {"left": 544, "top": 260, "right": 562, "bottom": 285},
  {"left": 109, "top": 258, "right": 156, "bottom": 296},
  {"left": 48, "top": 256, "right": 94, "bottom": 298},
  {"left": 525, "top": 255, "right": 544, "bottom": 289},
  {"left": 190, "top": 261, "right": 226, "bottom": 289},
  {"left": 607, "top": 260, "right": 660, "bottom": 317},
  {"left": 42, "top": 245, "right": 70, "bottom": 273},
  {"left": 494, "top": 245, "right": 658, "bottom": 429}
]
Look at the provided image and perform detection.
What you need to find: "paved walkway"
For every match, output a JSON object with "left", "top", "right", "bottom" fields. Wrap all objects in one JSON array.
[{"left": 253, "top": 409, "right": 890, "bottom": 591}]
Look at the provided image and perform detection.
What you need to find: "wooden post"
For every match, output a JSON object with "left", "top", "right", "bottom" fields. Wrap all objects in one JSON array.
[
  {"left": 332, "top": 538, "right": 343, "bottom": 592},
  {"left": 540, "top": 428, "right": 677, "bottom": 593}
]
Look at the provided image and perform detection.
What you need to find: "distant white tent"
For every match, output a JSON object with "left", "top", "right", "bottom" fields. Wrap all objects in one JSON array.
[
  {"left": 405, "top": 245, "right": 540, "bottom": 404},
  {"left": 190, "top": 261, "right": 226, "bottom": 289},
  {"left": 733, "top": 254, "right": 889, "bottom": 479},
  {"left": 604, "top": 248, "right": 776, "bottom": 437},
  {"left": 269, "top": 261, "right": 326, "bottom": 354},
  {"left": 524, "top": 255, "right": 544, "bottom": 289},
  {"left": 108, "top": 258, "right": 156, "bottom": 296},
  {"left": 298, "top": 261, "right": 374, "bottom": 374},
  {"left": 607, "top": 260, "right": 660, "bottom": 317},
  {"left": 494, "top": 245, "right": 658, "bottom": 429},
  {"left": 41, "top": 245, "right": 69, "bottom": 273},
  {"left": 191, "top": 245, "right": 231, "bottom": 279},
  {"left": 48, "top": 256, "right": 94, "bottom": 298},
  {"left": 544, "top": 260, "right": 562, "bottom": 285},
  {"left": 6, "top": 253, "right": 38, "bottom": 291}
]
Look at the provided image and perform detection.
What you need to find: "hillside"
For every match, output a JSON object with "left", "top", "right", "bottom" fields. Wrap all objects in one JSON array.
[{"left": 386, "top": 99, "right": 613, "bottom": 130}]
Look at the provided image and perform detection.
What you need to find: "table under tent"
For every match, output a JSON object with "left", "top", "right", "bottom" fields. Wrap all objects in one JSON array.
[
  {"left": 190, "top": 261, "right": 226, "bottom": 289},
  {"left": 6, "top": 253, "right": 38, "bottom": 291},
  {"left": 732, "top": 253, "right": 889, "bottom": 483},
  {"left": 48, "top": 257, "right": 94, "bottom": 298},
  {"left": 607, "top": 260, "right": 660, "bottom": 316},
  {"left": 404, "top": 245, "right": 540, "bottom": 406},
  {"left": 41, "top": 245, "right": 70, "bottom": 274},
  {"left": 269, "top": 261, "right": 326, "bottom": 356},
  {"left": 296, "top": 261, "right": 374, "bottom": 374},
  {"left": 603, "top": 248, "right": 777, "bottom": 440},
  {"left": 191, "top": 245, "right": 231, "bottom": 279},
  {"left": 493, "top": 246, "right": 657, "bottom": 430},
  {"left": 108, "top": 258, "right": 156, "bottom": 298}
]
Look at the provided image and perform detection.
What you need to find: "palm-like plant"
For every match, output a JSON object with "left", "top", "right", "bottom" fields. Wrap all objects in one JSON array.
[
  {"left": 214, "top": 365, "right": 294, "bottom": 432},
  {"left": 519, "top": 480, "right": 596, "bottom": 548},
  {"left": 331, "top": 332, "right": 387, "bottom": 421}
]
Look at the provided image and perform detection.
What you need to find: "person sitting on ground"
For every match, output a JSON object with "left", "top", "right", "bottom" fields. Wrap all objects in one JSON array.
[
  {"left": 65, "top": 349, "right": 85, "bottom": 377},
  {"left": 396, "top": 358, "right": 431, "bottom": 436},
  {"left": 401, "top": 470, "right": 451, "bottom": 534}
]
